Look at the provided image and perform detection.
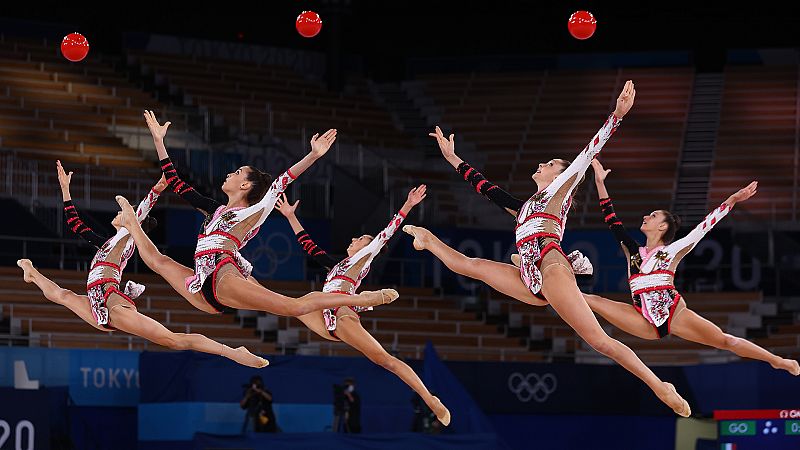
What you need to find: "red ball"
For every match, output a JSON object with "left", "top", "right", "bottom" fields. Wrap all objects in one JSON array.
[
  {"left": 296, "top": 11, "right": 322, "bottom": 38},
  {"left": 568, "top": 11, "right": 597, "bottom": 40},
  {"left": 61, "top": 32, "right": 90, "bottom": 62}
]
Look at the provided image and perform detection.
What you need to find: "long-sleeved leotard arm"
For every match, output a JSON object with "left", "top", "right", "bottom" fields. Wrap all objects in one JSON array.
[
  {"left": 357, "top": 210, "right": 406, "bottom": 259},
  {"left": 546, "top": 114, "right": 622, "bottom": 197},
  {"left": 664, "top": 202, "right": 731, "bottom": 263},
  {"left": 295, "top": 229, "right": 339, "bottom": 271},
  {"left": 456, "top": 161, "right": 525, "bottom": 214},
  {"left": 63, "top": 201, "right": 110, "bottom": 249},
  {"left": 599, "top": 197, "right": 640, "bottom": 255},
  {"left": 134, "top": 187, "right": 162, "bottom": 225},
  {"left": 332, "top": 210, "right": 407, "bottom": 287},
  {"left": 234, "top": 169, "right": 297, "bottom": 229},
  {"left": 159, "top": 157, "right": 223, "bottom": 216}
]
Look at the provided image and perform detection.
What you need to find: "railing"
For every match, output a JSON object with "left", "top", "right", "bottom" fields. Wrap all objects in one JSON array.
[
  {"left": 585, "top": 260, "right": 797, "bottom": 299},
  {"left": 0, "top": 331, "right": 268, "bottom": 353},
  {"left": 111, "top": 106, "right": 207, "bottom": 155},
  {"left": 4, "top": 238, "right": 788, "bottom": 304},
  {"left": 0, "top": 332, "right": 139, "bottom": 350},
  {"left": 0, "top": 231, "right": 430, "bottom": 288},
  {"left": 0, "top": 234, "right": 166, "bottom": 273},
  {"left": 0, "top": 152, "right": 162, "bottom": 209},
  {"left": 303, "top": 342, "right": 534, "bottom": 362}
]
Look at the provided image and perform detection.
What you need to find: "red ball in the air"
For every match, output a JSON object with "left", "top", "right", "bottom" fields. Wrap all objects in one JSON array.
[
  {"left": 568, "top": 11, "right": 597, "bottom": 40},
  {"left": 296, "top": 11, "right": 323, "bottom": 38},
  {"left": 61, "top": 33, "right": 90, "bottom": 62}
]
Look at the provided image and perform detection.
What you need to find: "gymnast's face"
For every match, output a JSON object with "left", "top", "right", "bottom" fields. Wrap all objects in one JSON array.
[
  {"left": 531, "top": 159, "right": 567, "bottom": 185},
  {"left": 640, "top": 210, "right": 668, "bottom": 234},
  {"left": 346, "top": 235, "right": 373, "bottom": 256},
  {"left": 222, "top": 166, "right": 252, "bottom": 194},
  {"left": 111, "top": 211, "right": 123, "bottom": 230}
]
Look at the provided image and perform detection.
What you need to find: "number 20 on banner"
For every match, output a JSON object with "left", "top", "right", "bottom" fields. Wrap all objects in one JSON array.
[{"left": 0, "top": 419, "right": 35, "bottom": 450}]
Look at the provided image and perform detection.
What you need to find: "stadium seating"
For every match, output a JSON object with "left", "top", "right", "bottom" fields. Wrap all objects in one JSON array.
[
  {"left": 0, "top": 266, "right": 539, "bottom": 362},
  {"left": 0, "top": 36, "right": 796, "bottom": 367},
  {"left": 129, "top": 50, "right": 410, "bottom": 149},
  {"left": 710, "top": 65, "right": 799, "bottom": 222},
  {"left": 0, "top": 38, "right": 169, "bottom": 168},
  {"left": 486, "top": 289, "right": 793, "bottom": 365},
  {"left": 417, "top": 67, "right": 694, "bottom": 225}
]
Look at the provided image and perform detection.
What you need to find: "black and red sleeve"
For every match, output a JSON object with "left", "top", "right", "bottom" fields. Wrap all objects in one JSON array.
[
  {"left": 63, "top": 201, "right": 109, "bottom": 248},
  {"left": 295, "top": 229, "right": 338, "bottom": 271},
  {"left": 456, "top": 161, "right": 524, "bottom": 213},
  {"left": 160, "top": 157, "right": 223, "bottom": 215},
  {"left": 599, "top": 197, "right": 640, "bottom": 254}
]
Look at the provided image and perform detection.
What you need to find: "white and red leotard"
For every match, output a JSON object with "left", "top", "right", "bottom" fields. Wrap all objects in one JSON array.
[
  {"left": 64, "top": 188, "right": 161, "bottom": 327},
  {"left": 294, "top": 211, "right": 406, "bottom": 335},
  {"left": 455, "top": 114, "right": 618, "bottom": 298},
  {"left": 160, "top": 157, "right": 295, "bottom": 312},
  {"left": 514, "top": 114, "right": 620, "bottom": 295},
  {"left": 600, "top": 197, "right": 730, "bottom": 337}
]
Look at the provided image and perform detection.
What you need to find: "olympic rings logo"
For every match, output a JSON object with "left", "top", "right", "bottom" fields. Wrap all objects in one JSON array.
[
  {"left": 507, "top": 372, "right": 557, "bottom": 403},
  {"left": 244, "top": 232, "right": 294, "bottom": 278}
]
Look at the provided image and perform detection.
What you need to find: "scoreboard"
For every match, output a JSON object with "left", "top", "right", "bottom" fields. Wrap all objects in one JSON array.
[{"left": 715, "top": 409, "right": 800, "bottom": 450}]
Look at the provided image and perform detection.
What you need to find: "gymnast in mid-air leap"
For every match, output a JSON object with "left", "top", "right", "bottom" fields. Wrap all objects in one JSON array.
[
  {"left": 115, "top": 111, "right": 398, "bottom": 324},
  {"left": 18, "top": 161, "right": 267, "bottom": 368}
]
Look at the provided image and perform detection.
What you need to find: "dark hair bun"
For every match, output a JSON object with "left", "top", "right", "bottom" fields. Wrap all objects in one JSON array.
[
  {"left": 245, "top": 166, "right": 273, "bottom": 205},
  {"left": 142, "top": 216, "right": 158, "bottom": 233}
]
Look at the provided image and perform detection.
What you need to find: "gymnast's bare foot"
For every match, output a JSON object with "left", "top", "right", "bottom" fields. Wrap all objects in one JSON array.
[
  {"left": 115, "top": 195, "right": 138, "bottom": 230},
  {"left": 232, "top": 346, "right": 269, "bottom": 368},
  {"left": 658, "top": 382, "right": 691, "bottom": 417},
  {"left": 431, "top": 396, "right": 451, "bottom": 426},
  {"left": 17, "top": 259, "right": 37, "bottom": 283},
  {"left": 353, "top": 289, "right": 399, "bottom": 307},
  {"left": 402, "top": 225, "right": 431, "bottom": 251}
]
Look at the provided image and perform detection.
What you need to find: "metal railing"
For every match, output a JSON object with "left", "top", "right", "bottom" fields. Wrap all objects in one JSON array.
[
  {"left": 0, "top": 234, "right": 166, "bottom": 272},
  {"left": 0, "top": 152, "right": 161, "bottom": 208}
]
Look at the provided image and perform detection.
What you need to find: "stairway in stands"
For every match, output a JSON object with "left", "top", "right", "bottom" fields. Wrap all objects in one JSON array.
[{"left": 671, "top": 73, "right": 724, "bottom": 222}]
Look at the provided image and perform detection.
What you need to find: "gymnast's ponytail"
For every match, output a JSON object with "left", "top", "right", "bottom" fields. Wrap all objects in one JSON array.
[
  {"left": 660, "top": 210, "right": 682, "bottom": 244},
  {"left": 245, "top": 167, "right": 273, "bottom": 205}
]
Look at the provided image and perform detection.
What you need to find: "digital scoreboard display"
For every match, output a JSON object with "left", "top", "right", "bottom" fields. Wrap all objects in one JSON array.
[{"left": 715, "top": 409, "right": 800, "bottom": 450}]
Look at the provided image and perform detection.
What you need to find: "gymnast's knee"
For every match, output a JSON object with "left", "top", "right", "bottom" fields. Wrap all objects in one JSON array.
[
  {"left": 721, "top": 333, "right": 739, "bottom": 350},
  {"left": 161, "top": 334, "right": 190, "bottom": 351},
  {"left": 585, "top": 334, "right": 616, "bottom": 357}
]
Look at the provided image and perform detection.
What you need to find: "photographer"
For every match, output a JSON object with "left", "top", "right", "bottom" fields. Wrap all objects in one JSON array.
[
  {"left": 412, "top": 392, "right": 443, "bottom": 434},
  {"left": 240, "top": 375, "right": 278, "bottom": 433},
  {"left": 332, "top": 377, "right": 361, "bottom": 433}
]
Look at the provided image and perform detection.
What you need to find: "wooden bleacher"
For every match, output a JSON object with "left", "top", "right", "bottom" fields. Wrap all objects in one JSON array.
[
  {"left": 418, "top": 67, "right": 693, "bottom": 225},
  {"left": 0, "top": 38, "right": 172, "bottom": 170},
  {"left": 130, "top": 51, "right": 409, "bottom": 149},
  {"left": 0, "top": 266, "right": 542, "bottom": 362},
  {"left": 488, "top": 289, "right": 792, "bottom": 365},
  {"left": 0, "top": 266, "right": 272, "bottom": 353},
  {"left": 710, "top": 65, "right": 799, "bottom": 222}
]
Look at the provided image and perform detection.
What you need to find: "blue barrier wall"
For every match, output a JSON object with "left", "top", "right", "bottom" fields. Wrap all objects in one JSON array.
[
  {"left": 0, "top": 347, "right": 140, "bottom": 406},
  {"left": 3, "top": 348, "right": 797, "bottom": 415},
  {"left": 2, "top": 348, "right": 798, "bottom": 449}
]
